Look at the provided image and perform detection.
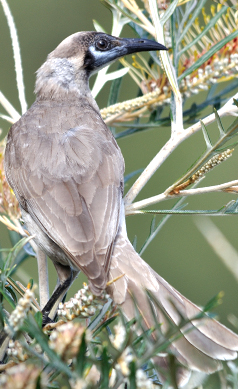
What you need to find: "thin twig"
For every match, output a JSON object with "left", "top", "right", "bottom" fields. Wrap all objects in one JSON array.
[
  {"left": 0, "top": 0, "right": 27, "bottom": 114},
  {"left": 125, "top": 180, "right": 238, "bottom": 215},
  {"left": 36, "top": 248, "right": 49, "bottom": 309}
]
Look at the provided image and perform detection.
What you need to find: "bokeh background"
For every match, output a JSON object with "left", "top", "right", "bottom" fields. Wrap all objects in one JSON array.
[{"left": 1, "top": 0, "right": 238, "bottom": 328}]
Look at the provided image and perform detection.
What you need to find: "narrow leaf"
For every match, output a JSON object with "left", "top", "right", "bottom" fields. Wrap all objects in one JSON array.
[
  {"left": 93, "top": 315, "right": 117, "bottom": 337},
  {"left": 132, "top": 235, "right": 137, "bottom": 250},
  {"left": 5, "top": 286, "right": 17, "bottom": 304},
  {"left": 200, "top": 120, "right": 212, "bottom": 149},
  {"left": 100, "top": 347, "right": 110, "bottom": 387},
  {"left": 0, "top": 286, "right": 16, "bottom": 309},
  {"left": 160, "top": 0, "right": 180, "bottom": 26},
  {"left": 179, "top": 6, "right": 227, "bottom": 55},
  {"left": 203, "top": 292, "right": 223, "bottom": 313},
  {"left": 88, "top": 299, "right": 112, "bottom": 332},
  {"left": 107, "top": 63, "right": 124, "bottom": 106},
  {"left": 178, "top": 0, "right": 208, "bottom": 43},
  {"left": 139, "top": 198, "right": 187, "bottom": 255},
  {"left": 93, "top": 19, "right": 107, "bottom": 33},
  {"left": 214, "top": 108, "right": 226, "bottom": 136},
  {"left": 124, "top": 169, "right": 143, "bottom": 184},
  {"left": 150, "top": 216, "right": 156, "bottom": 235},
  {"left": 75, "top": 331, "right": 87, "bottom": 376},
  {"left": 129, "top": 360, "right": 137, "bottom": 389},
  {"left": 34, "top": 311, "right": 43, "bottom": 328}
]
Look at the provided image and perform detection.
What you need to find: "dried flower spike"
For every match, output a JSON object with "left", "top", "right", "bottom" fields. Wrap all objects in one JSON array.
[
  {"left": 191, "top": 148, "right": 233, "bottom": 182},
  {"left": 57, "top": 282, "right": 109, "bottom": 322},
  {"left": 7, "top": 340, "right": 28, "bottom": 362},
  {"left": 0, "top": 363, "right": 45, "bottom": 389},
  {"left": 49, "top": 322, "right": 89, "bottom": 362},
  {"left": 170, "top": 148, "right": 233, "bottom": 194}
]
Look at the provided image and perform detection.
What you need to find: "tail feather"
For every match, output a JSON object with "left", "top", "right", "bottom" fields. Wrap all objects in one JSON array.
[{"left": 107, "top": 229, "right": 238, "bottom": 374}]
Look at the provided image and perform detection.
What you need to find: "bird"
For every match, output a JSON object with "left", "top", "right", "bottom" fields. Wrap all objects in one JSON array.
[{"left": 4, "top": 31, "right": 238, "bottom": 383}]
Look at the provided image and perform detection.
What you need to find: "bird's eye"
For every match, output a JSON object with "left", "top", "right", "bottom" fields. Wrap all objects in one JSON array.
[{"left": 96, "top": 39, "right": 110, "bottom": 51}]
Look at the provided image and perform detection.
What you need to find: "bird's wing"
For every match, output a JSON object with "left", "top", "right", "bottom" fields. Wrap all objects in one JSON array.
[{"left": 5, "top": 101, "right": 124, "bottom": 293}]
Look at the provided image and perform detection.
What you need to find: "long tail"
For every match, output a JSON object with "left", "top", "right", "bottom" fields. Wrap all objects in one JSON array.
[{"left": 107, "top": 226, "right": 238, "bottom": 376}]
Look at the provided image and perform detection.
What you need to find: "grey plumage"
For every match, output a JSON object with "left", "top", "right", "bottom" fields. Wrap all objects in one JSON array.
[{"left": 4, "top": 31, "right": 238, "bottom": 381}]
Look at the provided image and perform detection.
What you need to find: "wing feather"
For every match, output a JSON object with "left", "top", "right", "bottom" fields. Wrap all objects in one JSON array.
[{"left": 5, "top": 101, "right": 124, "bottom": 293}]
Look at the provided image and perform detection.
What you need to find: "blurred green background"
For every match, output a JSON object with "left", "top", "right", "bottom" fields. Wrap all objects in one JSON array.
[{"left": 1, "top": 0, "right": 238, "bottom": 328}]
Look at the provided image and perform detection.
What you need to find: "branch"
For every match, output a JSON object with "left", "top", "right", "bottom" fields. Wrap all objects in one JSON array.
[
  {"left": 36, "top": 248, "right": 49, "bottom": 309},
  {"left": 125, "top": 180, "right": 238, "bottom": 215},
  {"left": 124, "top": 92, "right": 238, "bottom": 206}
]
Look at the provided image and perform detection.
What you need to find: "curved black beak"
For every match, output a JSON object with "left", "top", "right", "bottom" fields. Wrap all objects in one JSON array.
[{"left": 119, "top": 37, "right": 168, "bottom": 54}]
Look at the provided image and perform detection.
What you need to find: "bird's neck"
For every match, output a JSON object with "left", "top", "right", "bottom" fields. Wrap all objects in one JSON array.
[{"left": 34, "top": 58, "right": 99, "bottom": 112}]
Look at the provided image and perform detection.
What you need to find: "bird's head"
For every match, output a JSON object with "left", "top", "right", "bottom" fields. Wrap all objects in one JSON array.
[
  {"left": 35, "top": 31, "right": 167, "bottom": 98},
  {"left": 48, "top": 31, "right": 168, "bottom": 74}
]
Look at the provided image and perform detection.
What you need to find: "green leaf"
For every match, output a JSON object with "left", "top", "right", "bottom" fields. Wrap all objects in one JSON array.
[
  {"left": 11, "top": 236, "right": 35, "bottom": 267},
  {"left": 160, "top": 0, "right": 180, "bottom": 26},
  {"left": 115, "top": 118, "right": 169, "bottom": 139},
  {"left": 100, "top": 346, "right": 110, "bottom": 388},
  {"left": 5, "top": 286, "right": 17, "bottom": 304},
  {"left": 75, "top": 331, "right": 87, "bottom": 376},
  {"left": 233, "top": 99, "right": 238, "bottom": 108},
  {"left": 93, "top": 19, "right": 107, "bottom": 33},
  {"left": 223, "top": 199, "right": 238, "bottom": 214},
  {"left": 124, "top": 169, "right": 143, "bottom": 184},
  {"left": 34, "top": 311, "right": 43, "bottom": 328},
  {"left": 0, "top": 286, "right": 16, "bottom": 309},
  {"left": 35, "top": 374, "right": 42, "bottom": 389},
  {"left": 3, "top": 276, "right": 25, "bottom": 298},
  {"left": 107, "top": 63, "right": 124, "bottom": 106},
  {"left": 214, "top": 108, "right": 226, "bottom": 136},
  {"left": 178, "top": 29, "right": 238, "bottom": 82},
  {"left": 129, "top": 360, "right": 137, "bottom": 389},
  {"left": 0, "top": 303, "right": 6, "bottom": 328},
  {"left": 93, "top": 315, "right": 117, "bottom": 337},
  {"left": 99, "top": 0, "right": 115, "bottom": 12},
  {"left": 139, "top": 198, "right": 187, "bottom": 255},
  {"left": 8, "top": 230, "right": 21, "bottom": 246},
  {"left": 132, "top": 235, "right": 137, "bottom": 250},
  {"left": 150, "top": 216, "right": 156, "bottom": 235},
  {"left": 200, "top": 120, "right": 212, "bottom": 149},
  {"left": 88, "top": 298, "right": 112, "bottom": 332},
  {"left": 203, "top": 292, "right": 223, "bottom": 313}
]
